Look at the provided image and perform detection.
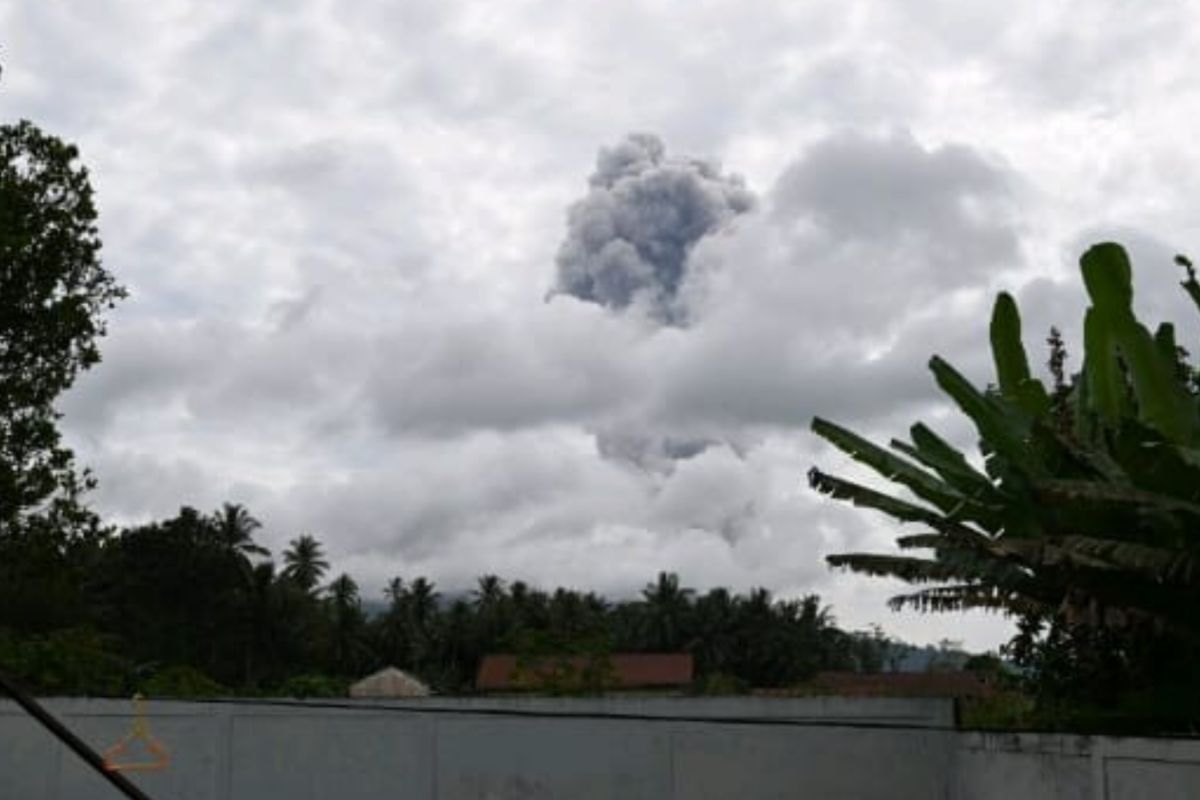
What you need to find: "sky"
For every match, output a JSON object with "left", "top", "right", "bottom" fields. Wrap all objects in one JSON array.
[{"left": 6, "top": 0, "right": 1200, "bottom": 650}]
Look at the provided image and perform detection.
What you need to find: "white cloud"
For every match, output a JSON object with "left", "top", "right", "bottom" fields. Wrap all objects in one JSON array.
[{"left": 9, "top": 0, "right": 1200, "bottom": 649}]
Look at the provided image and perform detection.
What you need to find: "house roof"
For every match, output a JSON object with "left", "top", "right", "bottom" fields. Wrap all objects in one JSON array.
[
  {"left": 349, "top": 666, "right": 431, "bottom": 698},
  {"left": 476, "top": 653, "right": 694, "bottom": 692}
]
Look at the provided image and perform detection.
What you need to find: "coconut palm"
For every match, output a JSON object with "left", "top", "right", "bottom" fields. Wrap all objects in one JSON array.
[
  {"left": 472, "top": 574, "right": 506, "bottom": 613},
  {"left": 281, "top": 534, "right": 329, "bottom": 594},
  {"left": 212, "top": 503, "right": 269, "bottom": 561},
  {"left": 692, "top": 587, "right": 738, "bottom": 675},
  {"left": 640, "top": 572, "right": 694, "bottom": 651},
  {"left": 324, "top": 573, "right": 369, "bottom": 674},
  {"left": 406, "top": 577, "right": 439, "bottom": 674}
]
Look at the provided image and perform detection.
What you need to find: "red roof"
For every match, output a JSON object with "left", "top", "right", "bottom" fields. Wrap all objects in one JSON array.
[{"left": 476, "top": 653, "right": 693, "bottom": 692}]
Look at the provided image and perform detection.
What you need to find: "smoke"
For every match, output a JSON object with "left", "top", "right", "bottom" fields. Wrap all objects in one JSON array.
[
  {"left": 552, "top": 133, "right": 754, "bottom": 324},
  {"left": 594, "top": 427, "right": 713, "bottom": 474}
]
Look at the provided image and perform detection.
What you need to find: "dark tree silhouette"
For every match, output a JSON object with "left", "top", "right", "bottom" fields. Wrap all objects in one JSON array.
[
  {"left": 281, "top": 534, "right": 329, "bottom": 594},
  {"left": 0, "top": 120, "right": 125, "bottom": 532}
]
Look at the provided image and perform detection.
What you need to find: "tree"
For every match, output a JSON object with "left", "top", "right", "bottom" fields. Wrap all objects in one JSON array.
[
  {"left": 406, "top": 577, "right": 440, "bottom": 676},
  {"left": 0, "top": 120, "right": 125, "bottom": 532},
  {"left": 810, "top": 243, "right": 1200, "bottom": 628},
  {"left": 377, "top": 577, "right": 411, "bottom": 667},
  {"left": 809, "top": 242, "right": 1200, "bottom": 721},
  {"left": 640, "top": 572, "right": 693, "bottom": 651},
  {"left": 213, "top": 503, "right": 269, "bottom": 563},
  {"left": 281, "top": 534, "right": 329, "bottom": 593},
  {"left": 324, "top": 573, "right": 369, "bottom": 675},
  {"left": 240, "top": 561, "right": 283, "bottom": 688},
  {"left": 92, "top": 507, "right": 249, "bottom": 683},
  {"left": 692, "top": 587, "right": 738, "bottom": 675}
]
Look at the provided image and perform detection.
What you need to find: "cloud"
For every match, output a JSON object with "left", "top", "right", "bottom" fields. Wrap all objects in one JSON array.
[
  {"left": 772, "top": 130, "right": 1017, "bottom": 269},
  {"left": 552, "top": 133, "right": 754, "bottom": 324},
  {"left": 55, "top": 122, "right": 1028, "bottom": 653},
  {"left": 20, "top": 0, "right": 1200, "bottom": 651},
  {"left": 593, "top": 427, "right": 714, "bottom": 474},
  {"left": 643, "top": 129, "right": 1020, "bottom": 435}
]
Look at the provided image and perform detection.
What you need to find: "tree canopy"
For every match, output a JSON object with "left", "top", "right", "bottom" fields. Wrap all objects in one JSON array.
[
  {"left": 0, "top": 504, "right": 892, "bottom": 697},
  {"left": 0, "top": 120, "right": 124, "bottom": 533}
]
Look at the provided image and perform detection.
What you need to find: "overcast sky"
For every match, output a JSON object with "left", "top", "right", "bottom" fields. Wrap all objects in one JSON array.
[{"left": 6, "top": 0, "right": 1200, "bottom": 650}]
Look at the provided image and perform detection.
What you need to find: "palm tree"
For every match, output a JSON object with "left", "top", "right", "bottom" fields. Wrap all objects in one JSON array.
[
  {"left": 640, "top": 572, "right": 693, "bottom": 651},
  {"left": 281, "top": 534, "right": 329, "bottom": 594},
  {"left": 384, "top": 577, "right": 406, "bottom": 608},
  {"left": 472, "top": 574, "right": 510, "bottom": 652},
  {"left": 436, "top": 598, "right": 475, "bottom": 691},
  {"left": 379, "top": 577, "right": 410, "bottom": 666},
  {"left": 213, "top": 503, "right": 269, "bottom": 560},
  {"left": 508, "top": 580, "right": 534, "bottom": 629},
  {"left": 407, "top": 577, "right": 439, "bottom": 674},
  {"left": 472, "top": 574, "right": 507, "bottom": 613},
  {"left": 693, "top": 587, "right": 738, "bottom": 675},
  {"left": 324, "top": 573, "right": 367, "bottom": 675},
  {"left": 408, "top": 577, "right": 439, "bottom": 625},
  {"left": 241, "top": 561, "right": 282, "bottom": 687}
]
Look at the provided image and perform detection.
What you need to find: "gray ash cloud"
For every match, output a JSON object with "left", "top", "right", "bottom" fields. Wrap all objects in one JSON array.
[
  {"left": 552, "top": 133, "right": 754, "bottom": 324},
  {"left": 594, "top": 427, "right": 714, "bottom": 473}
]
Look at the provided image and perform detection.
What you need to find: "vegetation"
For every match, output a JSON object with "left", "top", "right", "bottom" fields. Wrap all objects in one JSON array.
[
  {"left": 0, "top": 503, "right": 891, "bottom": 696},
  {"left": 0, "top": 120, "right": 125, "bottom": 535},
  {"left": 0, "top": 120, "right": 127, "bottom": 683},
  {"left": 811, "top": 242, "right": 1200, "bottom": 730}
]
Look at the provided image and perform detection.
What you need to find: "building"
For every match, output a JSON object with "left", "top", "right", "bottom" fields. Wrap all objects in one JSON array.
[{"left": 349, "top": 667, "right": 431, "bottom": 698}]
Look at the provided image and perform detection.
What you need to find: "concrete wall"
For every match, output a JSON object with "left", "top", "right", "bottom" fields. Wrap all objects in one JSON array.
[
  {"left": 0, "top": 696, "right": 951, "bottom": 799},
  {"left": 951, "top": 731, "right": 1200, "bottom": 800},
  {"left": 1, "top": 697, "right": 1198, "bottom": 798}
]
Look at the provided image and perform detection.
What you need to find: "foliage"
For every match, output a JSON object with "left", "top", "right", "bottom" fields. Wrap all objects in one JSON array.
[
  {"left": 0, "top": 119, "right": 121, "bottom": 679},
  {"left": 810, "top": 242, "right": 1200, "bottom": 725},
  {"left": 0, "top": 627, "right": 130, "bottom": 696},
  {"left": 961, "top": 652, "right": 1011, "bottom": 683},
  {"left": 277, "top": 673, "right": 349, "bottom": 699},
  {"left": 140, "top": 665, "right": 228, "bottom": 699},
  {"left": 692, "top": 672, "right": 749, "bottom": 696},
  {"left": 1, "top": 497, "right": 887, "bottom": 696},
  {"left": 958, "top": 691, "right": 1035, "bottom": 730},
  {"left": 0, "top": 120, "right": 124, "bottom": 534},
  {"left": 509, "top": 630, "right": 618, "bottom": 696},
  {"left": 282, "top": 534, "right": 329, "bottom": 593}
]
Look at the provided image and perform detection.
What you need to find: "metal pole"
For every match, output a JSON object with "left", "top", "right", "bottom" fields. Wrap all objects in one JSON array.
[{"left": 0, "top": 670, "right": 156, "bottom": 800}]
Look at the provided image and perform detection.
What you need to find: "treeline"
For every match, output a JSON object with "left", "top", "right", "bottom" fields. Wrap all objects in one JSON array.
[{"left": 0, "top": 504, "right": 892, "bottom": 697}]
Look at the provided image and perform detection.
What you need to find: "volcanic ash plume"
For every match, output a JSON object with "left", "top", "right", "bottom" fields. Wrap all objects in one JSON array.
[{"left": 552, "top": 134, "right": 754, "bottom": 325}]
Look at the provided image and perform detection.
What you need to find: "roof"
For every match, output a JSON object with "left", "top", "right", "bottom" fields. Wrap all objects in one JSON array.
[
  {"left": 476, "top": 653, "right": 694, "bottom": 692},
  {"left": 798, "top": 671, "right": 993, "bottom": 699},
  {"left": 349, "top": 667, "right": 431, "bottom": 698}
]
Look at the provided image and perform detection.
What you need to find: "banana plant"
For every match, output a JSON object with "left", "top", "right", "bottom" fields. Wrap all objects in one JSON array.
[{"left": 810, "top": 243, "right": 1200, "bottom": 634}]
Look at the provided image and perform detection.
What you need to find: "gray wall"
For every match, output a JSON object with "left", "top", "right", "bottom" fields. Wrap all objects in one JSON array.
[
  {"left": 952, "top": 731, "right": 1200, "bottom": 800},
  {"left": 2, "top": 697, "right": 1199, "bottom": 799}
]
